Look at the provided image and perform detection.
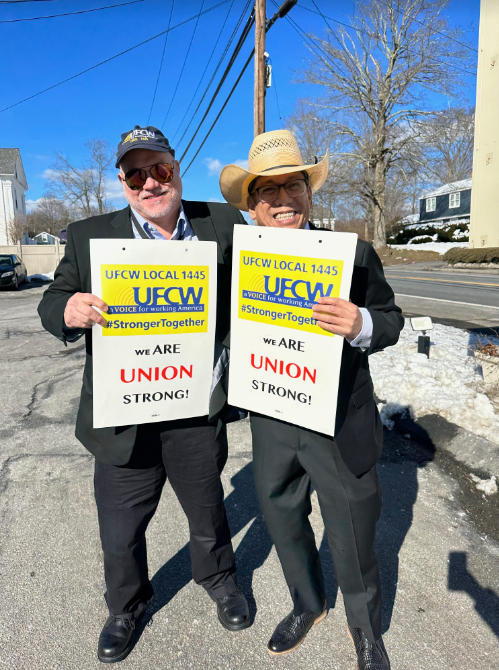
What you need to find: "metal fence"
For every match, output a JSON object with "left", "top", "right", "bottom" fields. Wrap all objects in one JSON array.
[{"left": 0, "top": 242, "right": 64, "bottom": 276}]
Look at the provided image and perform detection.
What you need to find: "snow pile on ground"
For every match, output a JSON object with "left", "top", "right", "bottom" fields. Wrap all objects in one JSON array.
[
  {"left": 470, "top": 474, "right": 498, "bottom": 496},
  {"left": 370, "top": 321, "right": 499, "bottom": 445},
  {"left": 390, "top": 242, "right": 468, "bottom": 254},
  {"left": 28, "top": 272, "right": 54, "bottom": 282}
]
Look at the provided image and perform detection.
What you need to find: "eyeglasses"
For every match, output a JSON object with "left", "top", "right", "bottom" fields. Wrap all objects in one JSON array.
[
  {"left": 123, "top": 162, "right": 174, "bottom": 190},
  {"left": 251, "top": 178, "right": 308, "bottom": 204}
]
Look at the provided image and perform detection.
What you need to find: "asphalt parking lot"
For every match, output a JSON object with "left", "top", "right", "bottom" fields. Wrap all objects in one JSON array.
[{"left": 0, "top": 283, "right": 498, "bottom": 669}]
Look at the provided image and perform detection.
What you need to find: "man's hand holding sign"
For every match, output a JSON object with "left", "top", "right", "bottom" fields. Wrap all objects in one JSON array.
[
  {"left": 64, "top": 292, "right": 108, "bottom": 329},
  {"left": 313, "top": 296, "right": 363, "bottom": 339}
]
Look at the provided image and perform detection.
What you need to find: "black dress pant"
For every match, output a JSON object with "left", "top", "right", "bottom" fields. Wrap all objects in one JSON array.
[
  {"left": 251, "top": 413, "right": 382, "bottom": 643},
  {"left": 94, "top": 416, "right": 237, "bottom": 619}
]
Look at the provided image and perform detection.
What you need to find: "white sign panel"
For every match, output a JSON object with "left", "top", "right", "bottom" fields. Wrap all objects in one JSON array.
[
  {"left": 228, "top": 226, "right": 357, "bottom": 436},
  {"left": 90, "top": 239, "right": 217, "bottom": 428}
]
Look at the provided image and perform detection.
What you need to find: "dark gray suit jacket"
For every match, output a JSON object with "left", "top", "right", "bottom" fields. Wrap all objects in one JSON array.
[
  {"left": 38, "top": 201, "right": 246, "bottom": 465},
  {"left": 310, "top": 224, "right": 404, "bottom": 475}
]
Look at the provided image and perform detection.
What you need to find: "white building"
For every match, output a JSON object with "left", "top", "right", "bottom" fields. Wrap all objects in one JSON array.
[
  {"left": 0, "top": 148, "right": 28, "bottom": 245},
  {"left": 33, "top": 232, "right": 58, "bottom": 245}
]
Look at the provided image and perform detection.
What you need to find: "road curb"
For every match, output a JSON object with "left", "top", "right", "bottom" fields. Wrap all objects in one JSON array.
[{"left": 392, "top": 412, "right": 499, "bottom": 478}]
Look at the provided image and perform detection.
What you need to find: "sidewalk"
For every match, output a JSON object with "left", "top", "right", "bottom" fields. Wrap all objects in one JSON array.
[{"left": 0, "top": 286, "right": 497, "bottom": 669}]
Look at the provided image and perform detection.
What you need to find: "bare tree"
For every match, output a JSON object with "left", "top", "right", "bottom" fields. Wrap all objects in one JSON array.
[
  {"left": 7, "top": 215, "right": 28, "bottom": 244},
  {"left": 416, "top": 106, "right": 474, "bottom": 185},
  {"left": 25, "top": 192, "right": 75, "bottom": 237},
  {"left": 299, "top": 0, "right": 473, "bottom": 248},
  {"left": 288, "top": 101, "right": 351, "bottom": 228},
  {"left": 48, "top": 139, "right": 114, "bottom": 219}
]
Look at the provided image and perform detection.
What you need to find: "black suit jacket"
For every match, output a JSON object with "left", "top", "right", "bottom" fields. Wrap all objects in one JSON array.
[
  {"left": 38, "top": 201, "right": 246, "bottom": 465},
  {"left": 309, "top": 224, "right": 404, "bottom": 475}
]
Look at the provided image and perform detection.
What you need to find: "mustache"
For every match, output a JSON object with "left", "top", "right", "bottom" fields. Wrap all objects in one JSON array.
[{"left": 140, "top": 188, "right": 170, "bottom": 200}]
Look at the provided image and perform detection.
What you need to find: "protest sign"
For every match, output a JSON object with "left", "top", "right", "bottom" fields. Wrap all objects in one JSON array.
[
  {"left": 228, "top": 226, "right": 357, "bottom": 436},
  {"left": 90, "top": 239, "right": 217, "bottom": 428}
]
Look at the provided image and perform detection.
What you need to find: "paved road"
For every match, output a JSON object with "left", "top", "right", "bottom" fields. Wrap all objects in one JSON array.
[
  {"left": 384, "top": 265, "right": 499, "bottom": 329},
  {"left": 0, "top": 284, "right": 498, "bottom": 669}
]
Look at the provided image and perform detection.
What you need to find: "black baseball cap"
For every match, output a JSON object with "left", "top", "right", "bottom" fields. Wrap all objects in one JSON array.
[{"left": 115, "top": 125, "right": 175, "bottom": 168}]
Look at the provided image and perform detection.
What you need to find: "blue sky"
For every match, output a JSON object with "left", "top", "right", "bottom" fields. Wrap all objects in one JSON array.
[{"left": 1, "top": 0, "right": 479, "bottom": 211}]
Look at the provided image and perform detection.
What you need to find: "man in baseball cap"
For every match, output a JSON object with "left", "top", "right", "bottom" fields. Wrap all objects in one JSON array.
[{"left": 39, "top": 125, "right": 250, "bottom": 663}]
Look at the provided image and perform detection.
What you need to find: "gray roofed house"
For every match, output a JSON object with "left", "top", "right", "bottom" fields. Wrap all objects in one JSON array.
[
  {"left": 419, "top": 178, "right": 472, "bottom": 226},
  {"left": 0, "top": 148, "right": 28, "bottom": 245}
]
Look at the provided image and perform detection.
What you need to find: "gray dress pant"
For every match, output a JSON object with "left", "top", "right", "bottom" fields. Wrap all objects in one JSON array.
[
  {"left": 250, "top": 413, "right": 382, "bottom": 642},
  {"left": 94, "top": 417, "right": 237, "bottom": 619}
]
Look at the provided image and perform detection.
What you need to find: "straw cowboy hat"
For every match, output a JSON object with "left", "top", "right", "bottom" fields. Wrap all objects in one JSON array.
[{"left": 219, "top": 129, "right": 330, "bottom": 211}]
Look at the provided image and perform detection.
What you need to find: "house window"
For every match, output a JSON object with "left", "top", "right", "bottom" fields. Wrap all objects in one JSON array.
[
  {"left": 449, "top": 192, "right": 460, "bottom": 208},
  {"left": 426, "top": 197, "right": 436, "bottom": 212},
  {"left": 14, "top": 191, "right": 18, "bottom": 209}
]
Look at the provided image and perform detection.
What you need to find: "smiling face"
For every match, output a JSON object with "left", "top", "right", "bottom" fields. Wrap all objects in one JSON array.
[
  {"left": 118, "top": 148, "right": 182, "bottom": 223},
  {"left": 247, "top": 171, "right": 313, "bottom": 229}
]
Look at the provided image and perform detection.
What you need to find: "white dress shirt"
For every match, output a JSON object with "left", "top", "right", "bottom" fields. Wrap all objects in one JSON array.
[{"left": 305, "top": 222, "right": 373, "bottom": 350}]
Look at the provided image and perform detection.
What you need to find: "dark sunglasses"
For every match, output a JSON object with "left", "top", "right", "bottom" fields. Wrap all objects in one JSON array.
[{"left": 123, "top": 162, "right": 174, "bottom": 190}]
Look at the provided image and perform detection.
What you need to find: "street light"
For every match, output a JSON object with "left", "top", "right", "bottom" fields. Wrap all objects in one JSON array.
[{"left": 410, "top": 316, "right": 433, "bottom": 358}]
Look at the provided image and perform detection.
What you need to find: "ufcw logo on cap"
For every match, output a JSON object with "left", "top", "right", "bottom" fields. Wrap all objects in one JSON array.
[{"left": 123, "top": 129, "right": 156, "bottom": 145}]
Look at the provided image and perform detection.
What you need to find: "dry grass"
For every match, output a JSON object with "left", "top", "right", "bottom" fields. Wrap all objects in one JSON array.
[{"left": 376, "top": 246, "right": 441, "bottom": 265}]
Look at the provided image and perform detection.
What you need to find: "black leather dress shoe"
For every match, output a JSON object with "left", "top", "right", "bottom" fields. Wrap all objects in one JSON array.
[
  {"left": 216, "top": 588, "right": 250, "bottom": 631},
  {"left": 348, "top": 626, "right": 391, "bottom": 670},
  {"left": 98, "top": 616, "right": 137, "bottom": 663},
  {"left": 267, "top": 608, "right": 327, "bottom": 655}
]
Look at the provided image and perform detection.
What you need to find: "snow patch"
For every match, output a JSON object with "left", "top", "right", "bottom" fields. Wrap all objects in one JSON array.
[
  {"left": 371, "top": 321, "right": 499, "bottom": 445},
  {"left": 377, "top": 402, "right": 414, "bottom": 430},
  {"left": 28, "top": 272, "right": 54, "bottom": 282},
  {"left": 470, "top": 474, "right": 498, "bottom": 496},
  {"left": 390, "top": 242, "right": 468, "bottom": 254}
]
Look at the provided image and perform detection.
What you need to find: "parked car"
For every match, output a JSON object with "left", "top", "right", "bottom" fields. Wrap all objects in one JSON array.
[
  {"left": 0, "top": 254, "right": 28, "bottom": 290},
  {"left": 59, "top": 229, "right": 67, "bottom": 244}
]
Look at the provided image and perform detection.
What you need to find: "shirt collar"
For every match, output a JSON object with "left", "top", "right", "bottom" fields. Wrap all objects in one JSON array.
[{"left": 131, "top": 203, "right": 188, "bottom": 240}]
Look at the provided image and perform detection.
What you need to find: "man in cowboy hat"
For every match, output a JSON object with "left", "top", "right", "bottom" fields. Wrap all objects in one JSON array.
[
  {"left": 219, "top": 130, "right": 404, "bottom": 670},
  {"left": 38, "top": 125, "right": 250, "bottom": 664}
]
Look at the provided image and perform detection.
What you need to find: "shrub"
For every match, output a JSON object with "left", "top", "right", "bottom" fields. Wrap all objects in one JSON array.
[
  {"left": 411, "top": 236, "right": 434, "bottom": 244},
  {"left": 443, "top": 247, "right": 499, "bottom": 264},
  {"left": 388, "top": 220, "right": 469, "bottom": 245}
]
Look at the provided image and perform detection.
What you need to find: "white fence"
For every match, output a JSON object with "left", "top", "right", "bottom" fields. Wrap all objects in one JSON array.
[{"left": 0, "top": 242, "right": 64, "bottom": 276}]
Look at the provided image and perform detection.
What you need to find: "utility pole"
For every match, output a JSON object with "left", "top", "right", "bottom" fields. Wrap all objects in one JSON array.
[
  {"left": 469, "top": 0, "right": 499, "bottom": 249},
  {"left": 254, "top": 0, "right": 266, "bottom": 137}
]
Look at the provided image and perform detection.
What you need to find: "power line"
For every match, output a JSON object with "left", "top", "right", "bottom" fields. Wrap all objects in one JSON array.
[
  {"left": 0, "top": 0, "right": 232, "bottom": 114},
  {"left": 268, "top": 57, "right": 282, "bottom": 120},
  {"left": 182, "top": 49, "right": 254, "bottom": 176},
  {"left": 147, "top": 0, "right": 175, "bottom": 125},
  {"left": 161, "top": 0, "right": 206, "bottom": 130},
  {"left": 279, "top": 1, "right": 476, "bottom": 78},
  {"left": 299, "top": 0, "right": 478, "bottom": 54},
  {"left": 0, "top": 0, "right": 143, "bottom": 23},
  {"left": 370, "top": 0, "right": 478, "bottom": 53},
  {"left": 178, "top": 4, "right": 255, "bottom": 163},
  {"left": 175, "top": 0, "right": 252, "bottom": 149},
  {"left": 171, "top": 0, "right": 236, "bottom": 144},
  {"left": 181, "top": 1, "right": 299, "bottom": 174}
]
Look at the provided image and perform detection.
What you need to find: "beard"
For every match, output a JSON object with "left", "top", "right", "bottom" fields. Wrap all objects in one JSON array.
[{"left": 125, "top": 186, "right": 182, "bottom": 221}]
